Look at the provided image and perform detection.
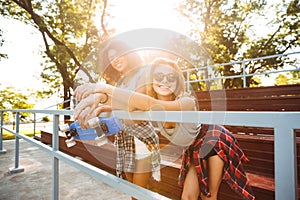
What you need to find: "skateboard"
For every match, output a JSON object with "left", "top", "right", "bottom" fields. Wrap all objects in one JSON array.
[{"left": 59, "top": 117, "right": 123, "bottom": 147}]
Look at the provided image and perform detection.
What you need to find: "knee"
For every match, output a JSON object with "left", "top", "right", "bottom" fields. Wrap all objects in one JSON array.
[{"left": 181, "top": 192, "right": 198, "bottom": 200}]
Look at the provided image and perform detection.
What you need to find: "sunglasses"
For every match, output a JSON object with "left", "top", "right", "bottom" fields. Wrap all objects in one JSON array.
[{"left": 153, "top": 72, "right": 177, "bottom": 83}]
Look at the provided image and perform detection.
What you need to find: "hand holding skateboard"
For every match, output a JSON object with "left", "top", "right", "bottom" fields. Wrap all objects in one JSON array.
[{"left": 59, "top": 117, "right": 122, "bottom": 147}]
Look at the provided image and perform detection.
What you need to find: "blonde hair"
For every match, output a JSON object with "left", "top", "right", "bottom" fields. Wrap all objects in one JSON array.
[{"left": 147, "top": 57, "right": 185, "bottom": 100}]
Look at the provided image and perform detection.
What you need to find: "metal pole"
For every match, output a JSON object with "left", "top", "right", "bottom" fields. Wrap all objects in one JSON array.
[
  {"left": 52, "top": 114, "right": 59, "bottom": 200},
  {"left": 242, "top": 61, "right": 246, "bottom": 88},
  {"left": 9, "top": 112, "right": 24, "bottom": 174},
  {"left": 274, "top": 126, "right": 298, "bottom": 200},
  {"left": 34, "top": 113, "right": 36, "bottom": 137},
  {"left": 0, "top": 111, "right": 6, "bottom": 154}
]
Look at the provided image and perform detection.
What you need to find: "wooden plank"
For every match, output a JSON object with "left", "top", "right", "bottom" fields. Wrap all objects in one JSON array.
[{"left": 195, "top": 84, "right": 300, "bottom": 111}]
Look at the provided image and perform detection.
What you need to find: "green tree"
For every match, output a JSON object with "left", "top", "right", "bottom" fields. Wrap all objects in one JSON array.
[
  {"left": 0, "top": 86, "right": 34, "bottom": 121},
  {"left": 0, "top": 0, "right": 111, "bottom": 118},
  {"left": 243, "top": 0, "right": 300, "bottom": 87},
  {"left": 275, "top": 72, "right": 300, "bottom": 85},
  {"left": 180, "top": 0, "right": 300, "bottom": 89}
]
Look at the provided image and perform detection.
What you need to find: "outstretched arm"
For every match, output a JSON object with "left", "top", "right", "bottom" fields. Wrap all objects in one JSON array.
[
  {"left": 74, "top": 82, "right": 196, "bottom": 112},
  {"left": 111, "top": 86, "right": 196, "bottom": 111}
]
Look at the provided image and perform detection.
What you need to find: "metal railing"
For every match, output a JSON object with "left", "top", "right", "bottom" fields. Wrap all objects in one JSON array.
[
  {"left": 32, "top": 98, "right": 74, "bottom": 137},
  {"left": 1, "top": 109, "right": 300, "bottom": 200},
  {"left": 183, "top": 51, "right": 300, "bottom": 90},
  {"left": 0, "top": 109, "right": 170, "bottom": 200}
]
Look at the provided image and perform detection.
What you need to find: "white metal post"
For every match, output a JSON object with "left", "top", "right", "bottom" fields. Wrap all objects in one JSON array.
[
  {"left": 9, "top": 112, "right": 24, "bottom": 174},
  {"left": 0, "top": 111, "right": 6, "bottom": 154},
  {"left": 52, "top": 114, "right": 59, "bottom": 200},
  {"left": 274, "top": 125, "right": 298, "bottom": 200}
]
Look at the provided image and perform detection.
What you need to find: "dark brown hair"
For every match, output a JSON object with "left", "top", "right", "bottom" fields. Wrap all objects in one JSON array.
[{"left": 98, "top": 39, "right": 142, "bottom": 85}]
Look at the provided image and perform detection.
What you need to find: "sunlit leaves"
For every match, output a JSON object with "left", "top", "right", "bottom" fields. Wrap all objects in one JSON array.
[
  {"left": 1, "top": 0, "right": 106, "bottom": 106},
  {"left": 179, "top": 0, "right": 299, "bottom": 88},
  {"left": 0, "top": 86, "right": 35, "bottom": 120}
]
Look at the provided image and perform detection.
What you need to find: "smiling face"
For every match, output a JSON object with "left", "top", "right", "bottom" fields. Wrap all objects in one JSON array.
[
  {"left": 152, "top": 65, "right": 178, "bottom": 100},
  {"left": 108, "top": 49, "right": 128, "bottom": 74}
]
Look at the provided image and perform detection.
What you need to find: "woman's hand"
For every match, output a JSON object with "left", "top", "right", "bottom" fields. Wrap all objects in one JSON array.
[
  {"left": 93, "top": 104, "right": 112, "bottom": 117},
  {"left": 76, "top": 106, "right": 95, "bottom": 129},
  {"left": 74, "top": 83, "right": 98, "bottom": 102},
  {"left": 74, "top": 93, "right": 102, "bottom": 120},
  {"left": 74, "top": 93, "right": 113, "bottom": 129},
  {"left": 74, "top": 82, "right": 114, "bottom": 102},
  {"left": 76, "top": 104, "right": 113, "bottom": 129}
]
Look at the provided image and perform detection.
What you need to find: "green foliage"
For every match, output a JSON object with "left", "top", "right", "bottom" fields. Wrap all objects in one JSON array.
[
  {"left": 0, "top": 86, "right": 35, "bottom": 121},
  {"left": 275, "top": 72, "right": 300, "bottom": 85},
  {"left": 180, "top": 0, "right": 300, "bottom": 89},
  {"left": 41, "top": 116, "right": 50, "bottom": 122},
  {"left": 1, "top": 0, "right": 299, "bottom": 95},
  {"left": 0, "top": 0, "right": 108, "bottom": 108}
]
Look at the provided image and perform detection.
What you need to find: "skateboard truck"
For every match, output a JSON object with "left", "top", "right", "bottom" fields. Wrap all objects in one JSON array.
[
  {"left": 59, "top": 124, "right": 78, "bottom": 147},
  {"left": 88, "top": 118, "right": 108, "bottom": 146}
]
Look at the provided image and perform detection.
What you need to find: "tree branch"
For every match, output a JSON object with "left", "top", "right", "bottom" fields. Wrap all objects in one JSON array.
[{"left": 11, "top": 0, "right": 95, "bottom": 83}]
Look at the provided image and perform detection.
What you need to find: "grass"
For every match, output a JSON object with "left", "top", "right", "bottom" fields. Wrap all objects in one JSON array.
[{"left": 2, "top": 129, "right": 41, "bottom": 140}]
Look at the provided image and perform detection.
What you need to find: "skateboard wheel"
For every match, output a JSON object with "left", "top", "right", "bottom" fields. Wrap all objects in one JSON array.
[
  {"left": 65, "top": 137, "right": 76, "bottom": 147},
  {"left": 59, "top": 124, "right": 70, "bottom": 132}
]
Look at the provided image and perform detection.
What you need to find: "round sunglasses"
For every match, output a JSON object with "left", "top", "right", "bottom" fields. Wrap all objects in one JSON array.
[{"left": 153, "top": 72, "right": 177, "bottom": 83}]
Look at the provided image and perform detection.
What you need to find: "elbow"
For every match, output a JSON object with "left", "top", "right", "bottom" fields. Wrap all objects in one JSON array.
[{"left": 179, "top": 98, "right": 197, "bottom": 111}]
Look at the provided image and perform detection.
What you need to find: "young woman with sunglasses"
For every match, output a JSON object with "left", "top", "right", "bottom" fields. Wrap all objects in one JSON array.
[
  {"left": 74, "top": 58, "right": 255, "bottom": 200},
  {"left": 76, "top": 40, "right": 161, "bottom": 200}
]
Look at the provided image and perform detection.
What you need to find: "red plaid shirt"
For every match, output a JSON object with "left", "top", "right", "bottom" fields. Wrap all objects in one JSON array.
[{"left": 179, "top": 124, "right": 255, "bottom": 200}]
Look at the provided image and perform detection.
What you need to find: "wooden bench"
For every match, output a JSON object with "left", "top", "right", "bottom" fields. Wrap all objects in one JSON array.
[
  {"left": 157, "top": 132, "right": 300, "bottom": 200},
  {"left": 41, "top": 129, "right": 292, "bottom": 200},
  {"left": 40, "top": 130, "right": 277, "bottom": 200},
  {"left": 40, "top": 84, "right": 300, "bottom": 199},
  {"left": 195, "top": 84, "right": 300, "bottom": 111},
  {"left": 193, "top": 84, "right": 300, "bottom": 199},
  {"left": 150, "top": 84, "right": 300, "bottom": 199}
]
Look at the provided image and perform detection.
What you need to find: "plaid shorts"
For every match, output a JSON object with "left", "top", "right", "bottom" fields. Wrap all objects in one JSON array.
[
  {"left": 179, "top": 124, "right": 255, "bottom": 200},
  {"left": 116, "top": 122, "right": 161, "bottom": 180}
]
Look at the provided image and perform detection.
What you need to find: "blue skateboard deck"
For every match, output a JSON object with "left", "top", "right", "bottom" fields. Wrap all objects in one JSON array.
[{"left": 59, "top": 117, "right": 122, "bottom": 147}]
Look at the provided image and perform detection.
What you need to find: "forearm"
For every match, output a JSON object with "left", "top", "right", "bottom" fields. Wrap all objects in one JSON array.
[
  {"left": 110, "top": 87, "right": 195, "bottom": 111},
  {"left": 85, "top": 83, "right": 196, "bottom": 111}
]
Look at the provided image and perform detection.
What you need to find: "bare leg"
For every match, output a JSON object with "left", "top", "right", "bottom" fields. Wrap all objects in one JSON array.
[
  {"left": 200, "top": 155, "right": 224, "bottom": 200},
  {"left": 125, "top": 172, "right": 133, "bottom": 183},
  {"left": 133, "top": 156, "right": 151, "bottom": 186},
  {"left": 126, "top": 156, "right": 152, "bottom": 200},
  {"left": 181, "top": 163, "right": 200, "bottom": 200}
]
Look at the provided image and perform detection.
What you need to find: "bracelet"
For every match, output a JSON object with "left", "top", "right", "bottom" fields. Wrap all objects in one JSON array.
[{"left": 99, "top": 93, "right": 109, "bottom": 104}]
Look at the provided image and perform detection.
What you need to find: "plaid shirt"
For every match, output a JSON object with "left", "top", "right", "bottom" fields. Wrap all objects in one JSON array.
[
  {"left": 115, "top": 122, "right": 161, "bottom": 180},
  {"left": 179, "top": 124, "right": 255, "bottom": 200}
]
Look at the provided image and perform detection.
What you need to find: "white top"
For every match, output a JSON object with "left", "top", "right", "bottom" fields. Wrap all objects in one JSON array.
[
  {"left": 157, "top": 122, "right": 201, "bottom": 146},
  {"left": 119, "top": 67, "right": 152, "bottom": 159}
]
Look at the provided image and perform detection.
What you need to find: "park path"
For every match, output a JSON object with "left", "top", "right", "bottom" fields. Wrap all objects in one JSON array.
[{"left": 0, "top": 139, "right": 131, "bottom": 200}]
